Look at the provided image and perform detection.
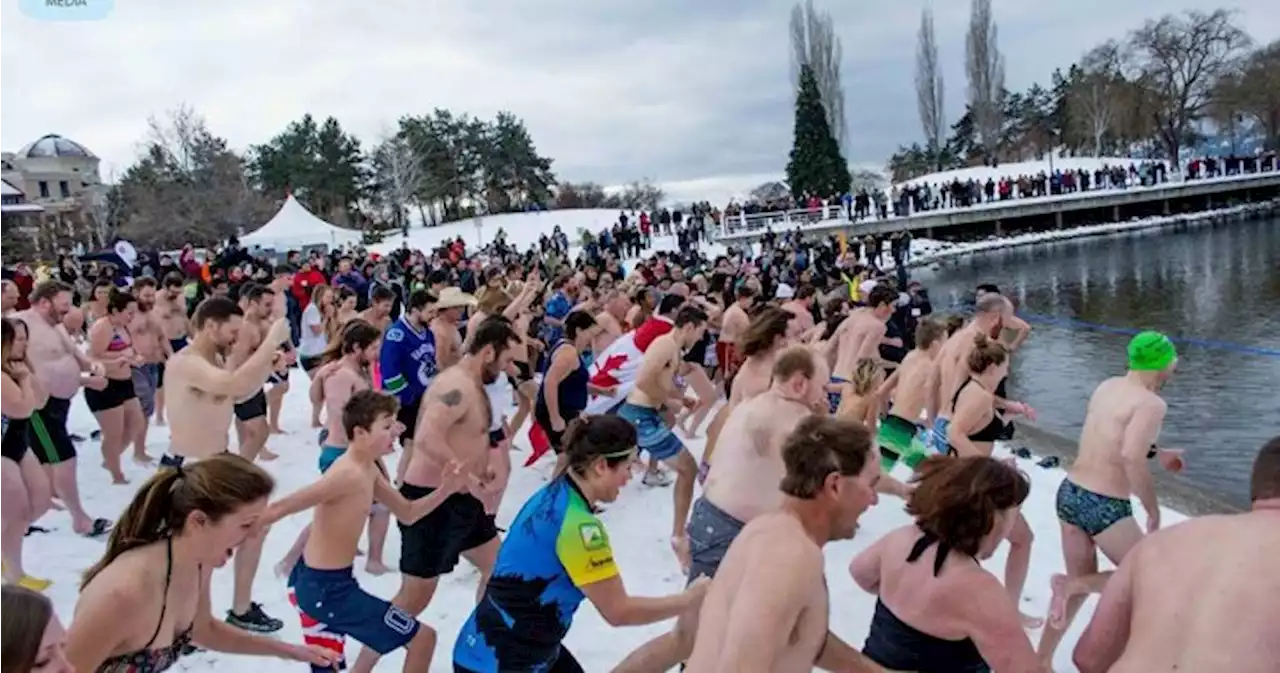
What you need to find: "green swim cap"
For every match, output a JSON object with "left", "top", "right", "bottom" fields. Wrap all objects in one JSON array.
[{"left": 1128, "top": 331, "right": 1177, "bottom": 371}]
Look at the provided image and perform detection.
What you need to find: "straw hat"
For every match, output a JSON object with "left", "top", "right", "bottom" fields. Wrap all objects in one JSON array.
[{"left": 437, "top": 287, "right": 478, "bottom": 310}]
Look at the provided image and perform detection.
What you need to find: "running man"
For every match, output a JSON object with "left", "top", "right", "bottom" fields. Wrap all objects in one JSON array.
[
  {"left": 153, "top": 272, "right": 189, "bottom": 426},
  {"left": 382, "top": 318, "right": 521, "bottom": 658},
  {"left": 875, "top": 318, "right": 946, "bottom": 473},
  {"left": 1072, "top": 436, "right": 1280, "bottom": 673},
  {"left": 614, "top": 346, "right": 827, "bottom": 673},
  {"left": 827, "top": 284, "right": 897, "bottom": 413},
  {"left": 686, "top": 415, "right": 883, "bottom": 673},
  {"left": 262, "top": 390, "right": 466, "bottom": 673},
  {"left": 128, "top": 276, "right": 167, "bottom": 464},
  {"left": 1038, "top": 331, "right": 1185, "bottom": 663},
  {"left": 162, "top": 296, "right": 291, "bottom": 633},
  {"left": 379, "top": 290, "right": 439, "bottom": 485},
  {"left": 714, "top": 285, "right": 753, "bottom": 381},
  {"left": 14, "top": 281, "right": 111, "bottom": 537},
  {"left": 616, "top": 304, "right": 708, "bottom": 571},
  {"left": 227, "top": 283, "right": 278, "bottom": 462},
  {"left": 265, "top": 265, "right": 297, "bottom": 436}
]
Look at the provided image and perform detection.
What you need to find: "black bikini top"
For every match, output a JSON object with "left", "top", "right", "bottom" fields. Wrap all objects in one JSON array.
[
  {"left": 951, "top": 378, "right": 1006, "bottom": 444},
  {"left": 96, "top": 537, "right": 195, "bottom": 673}
]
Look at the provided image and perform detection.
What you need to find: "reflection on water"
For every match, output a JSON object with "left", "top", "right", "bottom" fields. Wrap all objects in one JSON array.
[{"left": 918, "top": 218, "right": 1280, "bottom": 507}]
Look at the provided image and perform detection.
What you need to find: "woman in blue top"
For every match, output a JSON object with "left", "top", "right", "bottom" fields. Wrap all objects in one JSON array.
[
  {"left": 535, "top": 311, "right": 607, "bottom": 456},
  {"left": 453, "top": 415, "right": 709, "bottom": 673}
]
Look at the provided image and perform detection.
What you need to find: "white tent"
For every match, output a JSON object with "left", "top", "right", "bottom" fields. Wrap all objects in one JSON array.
[{"left": 240, "top": 195, "right": 364, "bottom": 251}]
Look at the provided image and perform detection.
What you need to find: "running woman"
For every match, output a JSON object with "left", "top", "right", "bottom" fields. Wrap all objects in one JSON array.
[
  {"left": 64, "top": 454, "right": 337, "bottom": 672},
  {"left": 453, "top": 415, "right": 709, "bottom": 673}
]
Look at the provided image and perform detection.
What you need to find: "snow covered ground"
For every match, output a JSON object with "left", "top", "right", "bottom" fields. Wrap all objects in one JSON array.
[{"left": 30, "top": 383, "right": 1188, "bottom": 672}]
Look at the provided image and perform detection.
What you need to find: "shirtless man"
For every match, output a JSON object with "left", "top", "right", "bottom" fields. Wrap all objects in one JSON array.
[
  {"left": 875, "top": 318, "right": 946, "bottom": 473},
  {"left": 698, "top": 306, "right": 794, "bottom": 480},
  {"left": 614, "top": 346, "right": 828, "bottom": 673},
  {"left": 1072, "top": 436, "right": 1280, "bottom": 673},
  {"left": 227, "top": 283, "right": 277, "bottom": 463},
  {"left": 430, "top": 288, "right": 475, "bottom": 369},
  {"left": 617, "top": 305, "right": 708, "bottom": 570},
  {"left": 828, "top": 284, "right": 898, "bottom": 413},
  {"left": 14, "top": 280, "right": 111, "bottom": 537},
  {"left": 128, "top": 277, "right": 168, "bottom": 464},
  {"left": 152, "top": 272, "right": 189, "bottom": 426},
  {"left": 686, "top": 415, "right": 884, "bottom": 673},
  {"left": 715, "top": 285, "right": 753, "bottom": 381},
  {"left": 359, "top": 285, "right": 395, "bottom": 332},
  {"left": 592, "top": 289, "right": 631, "bottom": 355},
  {"left": 1038, "top": 331, "right": 1185, "bottom": 664},
  {"left": 162, "top": 295, "right": 291, "bottom": 633},
  {"left": 927, "top": 293, "right": 1021, "bottom": 454},
  {"left": 781, "top": 285, "right": 817, "bottom": 338},
  {"left": 265, "top": 266, "right": 297, "bottom": 436},
  {"left": 262, "top": 390, "right": 466, "bottom": 673},
  {"left": 385, "top": 318, "right": 521, "bottom": 641}
]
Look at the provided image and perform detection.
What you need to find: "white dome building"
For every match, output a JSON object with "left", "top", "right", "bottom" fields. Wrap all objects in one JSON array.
[{"left": 1, "top": 133, "right": 106, "bottom": 258}]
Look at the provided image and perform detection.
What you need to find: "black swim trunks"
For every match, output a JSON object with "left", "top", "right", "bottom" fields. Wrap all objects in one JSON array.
[
  {"left": 397, "top": 394, "right": 424, "bottom": 443},
  {"left": 84, "top": 377, "right": 137, "bottom": 413},
  {"left": 29, "top": 397, "right": 76, "bottom": 464},
  {"left": 398, "top": 483, "right": 498, "bottom": 579},
  {"left": 233, "top": 389, "right": 268, "bottom": 422}
]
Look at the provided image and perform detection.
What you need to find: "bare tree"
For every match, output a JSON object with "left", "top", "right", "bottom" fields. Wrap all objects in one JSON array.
[
  {"left": 790, "top": 0, "right": 847, "bottom": 154},
  {"left": 1232, "top": 39, "right": 1280, "bottom": 150},
  {"left": 372, "top": 130, "right": 426, "bottom": 234},
  {"left": 915, "top": 7, "right": 946, "bottom": 169},
  {"left": 1124, "top": 9, "right": 1252, "bottom": 164},
  {"left": 1069, "top": 40, "right": 1124, "bottom": 156},
  {"left": 84, "top": 168, "right": 121, "bottom": 248},
  {"left": 965, "top": 0, "right": 1005, "bottom": 163}
]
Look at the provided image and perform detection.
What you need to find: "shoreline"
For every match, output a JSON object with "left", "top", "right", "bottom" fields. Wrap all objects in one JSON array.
[
  {"left": 903, "top": 203, "right": 1273, "bottom": 516},
  {"left": 905, "top": 199, "right": 1280, "bottom": 268}
]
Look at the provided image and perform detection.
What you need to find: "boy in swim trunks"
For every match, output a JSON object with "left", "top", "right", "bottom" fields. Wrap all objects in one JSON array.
[
  {"left": 262, "top": 390, "right": 467, "bottom": 673},
  {"left": 1038, "top": 331, "right": 1187, "bottom": 666}
]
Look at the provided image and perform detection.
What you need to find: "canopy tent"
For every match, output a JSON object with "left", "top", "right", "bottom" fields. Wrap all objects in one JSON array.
[{"left": 240, "top": 195, "right": 363, "bottom": 251}]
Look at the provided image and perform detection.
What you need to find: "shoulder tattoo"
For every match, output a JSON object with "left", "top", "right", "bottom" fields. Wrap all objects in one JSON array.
[{"left": 439, "top": 389, "right": 463, "bottom": 407}]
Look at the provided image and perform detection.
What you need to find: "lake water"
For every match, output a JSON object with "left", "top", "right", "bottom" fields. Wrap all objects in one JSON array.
[{"left": 918, "top": 217, "right": 1280, "bottom": 508}]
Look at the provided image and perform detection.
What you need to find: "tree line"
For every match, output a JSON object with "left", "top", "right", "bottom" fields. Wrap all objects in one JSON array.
[
  {"left": 892, "top": 6, "right": 1276, "bottom": 182},
  {"left": 95, "top": 106, "right": 652, "bottom": 249}
]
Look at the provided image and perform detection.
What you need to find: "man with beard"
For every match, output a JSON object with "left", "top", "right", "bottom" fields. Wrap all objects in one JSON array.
[
  {"left": 127, "top": 277, "right": 168, "bottom": 464},
  {"left": 686, "top": 415, "right": 884, "bottom": 673},
  {"left": 161, "top": 296, "right": 291, "bottom": 633},
  {"left": 359, "top": 285, "right": 396, "bottom": 332},
  {"left": 15, "top": 281, "right": 111, "bottom": 537},
  {"left": 152, "top": 272, "right": 189, "bottom": 426},
  {"left": 370, "top": 318, "right": 522, "bottom": 669},
  {"left": 228, "top": 283, "right": 278, "bottom": 462},
  {"left": 380, "top": 290, "right": 440, "bottom": 485}
]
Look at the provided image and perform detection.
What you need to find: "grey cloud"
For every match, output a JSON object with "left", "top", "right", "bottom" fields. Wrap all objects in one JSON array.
[{"left": 3, "top": 0, "right": 1276, "bottom": 199}]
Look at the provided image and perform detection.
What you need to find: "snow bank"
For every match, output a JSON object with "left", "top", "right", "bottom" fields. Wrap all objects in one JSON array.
[{"left": 30, "top": 388, "right": 1189, "bottom": 672}]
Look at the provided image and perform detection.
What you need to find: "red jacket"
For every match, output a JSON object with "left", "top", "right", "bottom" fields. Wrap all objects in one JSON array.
[{"left": 292, "top": 269, "right": 327, "bottom": 309}]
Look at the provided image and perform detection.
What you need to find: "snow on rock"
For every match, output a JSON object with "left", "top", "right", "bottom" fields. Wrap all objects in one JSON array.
[{"left": 29, "top": 387, "right": 1188, "bottom": 672}]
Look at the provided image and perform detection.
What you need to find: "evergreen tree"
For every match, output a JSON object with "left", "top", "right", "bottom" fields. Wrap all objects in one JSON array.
[{"left": 785, "top": 65, "right": 850, "bottom": 199}]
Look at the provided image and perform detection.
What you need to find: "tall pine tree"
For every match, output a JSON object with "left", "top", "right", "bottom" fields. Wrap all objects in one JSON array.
[{"left": 786, "top": 65, "right": 850, "bottom": 199}]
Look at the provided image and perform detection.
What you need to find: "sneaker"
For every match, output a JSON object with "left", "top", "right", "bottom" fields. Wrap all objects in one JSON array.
[
  {"left": 226, "top": 602, "right": 284, "bottom": 633},
  {"left": 642, "top": 470, "right": 672, "bottom": 487}
]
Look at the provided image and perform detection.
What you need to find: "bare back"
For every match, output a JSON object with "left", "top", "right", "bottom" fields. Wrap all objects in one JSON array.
[
  {"left": 1070, "top": 376, "right": 1166, "bottom": 499},
  {"left": 833, "top": 310, "right": 885, "bottom": 380},
  {"left": 728, "top": 351, "right": 776, "bottom": 406},
  {"left": 719, "top": 304, "right": 748, "bottom": 344},
  {"left": 1095, "top": 513, "right": 1280, "bottom": 673},
  {"left": 688, "top": 513, "right": 829, "bottom": 673},
  {"left": 934, "top": 324, "right": 982, "bottom": 421},
  {"left": 703, "top": 391, "right": 811, "bottom": 523},
  {"left": 322, "top": 366, "right": 369, "bottom": 447},
  {"left": 887, "top": 349, "right": 937, "bottom": 423},
  {"left": 592, "top": 310, "right": 624, "bottom": 354}
]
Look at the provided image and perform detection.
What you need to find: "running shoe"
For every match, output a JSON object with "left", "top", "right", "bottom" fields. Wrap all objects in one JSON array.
[{"left": 226, "top": 602, "right": 284, "bottom": 633}]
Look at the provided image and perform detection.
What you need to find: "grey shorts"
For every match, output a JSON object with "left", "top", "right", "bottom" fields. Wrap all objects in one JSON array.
[
  {"left": 132, "top": 363, "right": 160, "bottom": 418},
  {"left": 686, "top": 497, "right": 746, "bottom": 584}
]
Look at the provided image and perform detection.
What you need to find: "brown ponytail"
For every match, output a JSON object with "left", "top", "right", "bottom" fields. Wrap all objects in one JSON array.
[
  {"left": 967, "top": 333, "right": 1008, "bottom": 374},
  {"left": 82, "top": 454, "right": 274, "bottom": 589}
]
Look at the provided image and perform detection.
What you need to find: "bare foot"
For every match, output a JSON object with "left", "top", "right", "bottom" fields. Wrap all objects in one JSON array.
[
  {"left": 133, "top": 453, "right": 155, "bottom": 466},
  {"left": 50, "top": 499, "right": 65, "bottom": 512},
  {"left": 259, "top": 449, "right": 280, "bottom": 462},
  {"left": 1021, "top": 612, "right": 1044, "bottom": 629},
  {"left": 365, "top": 560, "right": 390, "bottom": 576},
  {"left": 1047, "top": 573, "right": 1072, "bottom": 629},
  {"left": 155, "top": 418, "right": 166, "bottom": 427},
  {"left": 111, "top": 473, "right": 130, "bottom": 485},
  {"left": 311, "top": 419, "right": 323, "bottom": 428},
  {"left": 270, "top": 427, "right": 287, "bottom": 435}
]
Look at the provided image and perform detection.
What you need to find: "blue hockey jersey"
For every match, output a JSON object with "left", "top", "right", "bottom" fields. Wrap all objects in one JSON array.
[{"left": 379, "top": 317, "right": 437, "bottom": 404}]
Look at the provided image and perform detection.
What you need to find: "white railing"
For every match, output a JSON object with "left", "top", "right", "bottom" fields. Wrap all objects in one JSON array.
[{"left": 718, "top": 203, "right": 847, "bottom": 237}]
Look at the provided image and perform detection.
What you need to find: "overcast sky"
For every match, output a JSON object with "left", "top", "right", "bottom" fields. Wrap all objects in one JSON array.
[{"left": 3, "top": 0, "right": 1275, "bottom": 204}]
